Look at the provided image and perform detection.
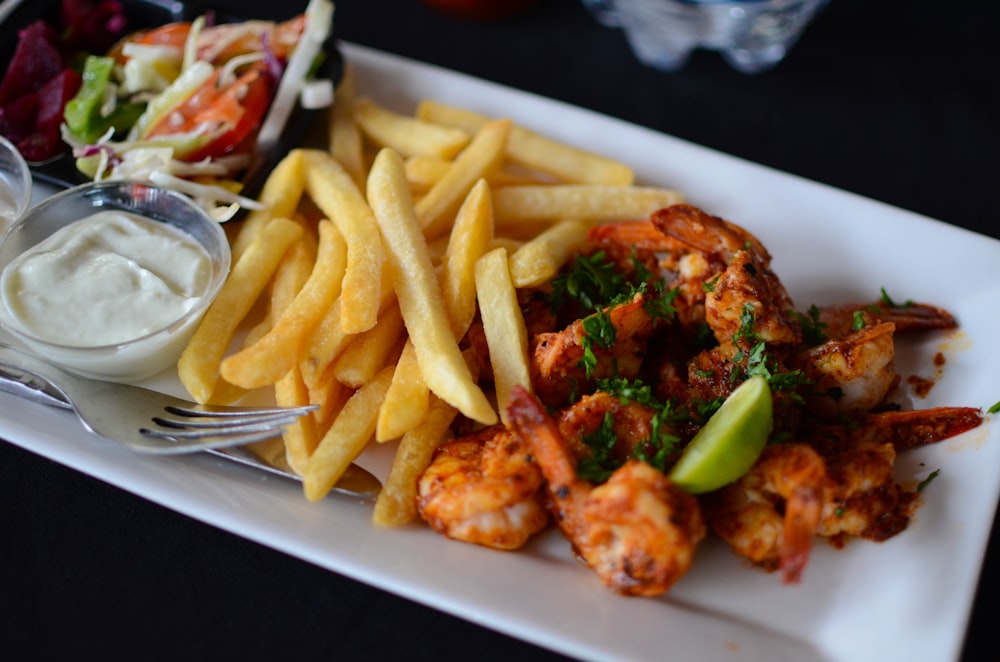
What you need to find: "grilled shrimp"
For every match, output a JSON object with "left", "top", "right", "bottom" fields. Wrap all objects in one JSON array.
[
  {"left": 652, "top": 204, "right": 801, "bottom": 347},
  {"left": 809, "top": 406, "right": 982, "bottom": 542},
  {"left": 506, "top": 385, "right": 705, "bottom": 597},
  {"left": 708, "top": 405, "right": 985, "bottom": 577},
  {"left": 531, "top": 292, "right": 656, "bottom": 407},
  {"left": 417, "top": 424, "right": 549, "bottom": 550},
  {"left": 705, "top": 443, "right": 827, "bottom": 584},
  {"left": 816, "top": 299, "right": 957, "bottom": 337},
  {"left": 557, "top": 390, "right": 664, "bottom": 463},
  {"left": 792, "top": 321, "right": 899, "bottom": 421}
]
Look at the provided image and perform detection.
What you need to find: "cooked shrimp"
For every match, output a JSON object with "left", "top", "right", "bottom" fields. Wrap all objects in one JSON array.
[
  {"left": 557, "top": 390, "right": 679, "bottom": 468},
  {"left": 807, "top": 406, "right": 985, "bottom": 453},
  {"left": 506, "top": 385, "right": 705, "bottom": 597},
  {"left": 531, "top": 292, "right": 656, "bottom": 407},
  {"left": 804, "top": 405, "right": 983, "bottom": 543},
  {"left": 817, "top": 299, "right": 957, "bottom": 337},
  {"left": 792, "top": 321, "right": 899, "bottom": 421},
  {"left": 652, "top": 204, "right": 800, "bottom": 347},
  {"left": 816, "top": 437, "right": 910, "bottom": 544},
  {"left": 417, "top": 424, "right": 549, "bottom": 550},
  {"left": 705, "top": 443, "right": 828, "bottom": 584}
]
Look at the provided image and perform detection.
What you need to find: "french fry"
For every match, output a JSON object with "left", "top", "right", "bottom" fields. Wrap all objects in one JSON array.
[
  {"left": 367, "top": 148, "right": 497, "bottom": 426},
  {"left": 298, "top": 264, "right": 395, "bottom": 391},
  {"left": 303, "top": 365, "right": 394, "bottom": 502},
  {"left": 231, "top": 149, "right": 306, "bottom": 260},
  {"left": 440, "top": 178, "right": 495, "bottom": 336},
  {"left": 405, "top": 155, "right": 551, "bottom": 193},
  {"left": 507, "top": 218, "right": 591, "bottom": 288},
  {"left": 329, "top": 66, "right": 366, "bottom": 189},
  {"left": 373, "top": 394, "right": 458, "bottom": 526},
  {"left": 375, "top": 178, "right": 493, "bottom": 442},
  {"left": 415, "top": 118, "right": 511, "bottom": 240},
  {"left": 416, "top": 100, "right": 634, "bottom": 186},
  {"left": 178, "top": 216, "right": 303, "bottom": 403},
  {"left": 275, "top": 366, "right": 319, "bottom": 475},
  {"left": 331, "top": 301, "right": 406, "bottom": 388},
  {"left": 269, "top": 230, "right": 321, "bottom": 474},
  {"left": 220, "top": 220, "right": 347, "bottom": 389},
  {"left": 301, "top": 148, "right": 385, "bottom": 333},
  {"left": 308, "top": 364, "right": 348, "bottom": 431},
  {"left": 475, "top": 247, "right": 532, "bottom": 424},
  {"left": 354, "top": 98, "right": 470, "bottom": 159},
  {"left": 375, "top": 340, "right": 428, "bottom": 442},
  {"left": 492, "top": 184, "right": 683, "bottom": 225}
]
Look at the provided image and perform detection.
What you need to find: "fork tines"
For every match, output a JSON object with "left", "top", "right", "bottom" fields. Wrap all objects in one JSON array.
[{"left": 142, "top": 404, "right": 318, "bottom": 443}]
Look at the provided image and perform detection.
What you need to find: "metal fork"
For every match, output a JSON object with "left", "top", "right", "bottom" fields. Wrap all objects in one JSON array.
[
  {"left": 0, "top": 341, "right": 382, "bottom": 499},
  {"left": 0, "top": 341, "right": 315, "bottom": 454}
]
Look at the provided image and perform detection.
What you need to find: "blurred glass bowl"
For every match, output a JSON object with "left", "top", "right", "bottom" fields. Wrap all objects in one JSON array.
[
  {"left": 0, "top": 134, "right": 32, "bottom": 233},
  {"left": 0, "top": 180, "right": 230, "bottom": 382}
]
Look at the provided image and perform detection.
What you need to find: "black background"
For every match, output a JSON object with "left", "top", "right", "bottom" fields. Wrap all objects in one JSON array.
[{"left": 2, "top": 0, "right": 998, "bottom": 659}]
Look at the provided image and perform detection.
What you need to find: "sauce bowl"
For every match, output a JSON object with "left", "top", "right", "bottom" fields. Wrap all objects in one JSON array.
[
  {"left": 0, "top": 135, "right": 32, "bottom": 233},
  {"left": 0, "top": 180, "right": 231, "bottom": 382}
]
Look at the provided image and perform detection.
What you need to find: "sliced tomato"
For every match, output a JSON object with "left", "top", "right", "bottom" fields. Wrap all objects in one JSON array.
[{"left": 145, "top": 62, "right": 274, "bottom": 162}]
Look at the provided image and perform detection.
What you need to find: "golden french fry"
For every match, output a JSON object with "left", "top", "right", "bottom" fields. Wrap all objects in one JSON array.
[
  {"left": 220, "top": 220, "right": 347, "bottom": 389},
  {"left": 298, "top": 264, "right": 395, "bottom": 391},
  {"left": 492, "top": 184, "right": 683, "bottom": 225},
  {"left": 331, "top": 301, "right": 406, "bottom": 388},
  {"left": 508, "top": 218, "right": 591, "bottom": 288},
  {"left": 415, "top": 118, "right": 511, "bottom": 240},
  {"left": 354, "top": 98, "right": 470, "bottom": 159},
  {"left": 178, "top": 216, "right": 303, "bottom": 403},
  {"left": 367, "top": 148, "right": 497, "bottom": 426},
  {"left": 490, "top": 236, "right": 524, "bottom": 254},
  {"left": 301, "top": 148, "right": 385, "bottom": 333},
  {"left": 405, "top": 155, "right": 550, "bottom": 193},
  {"left": 308, "top": 365, "right": 348, "bottom": 431},
  {"left": 375, "top": 179, "right": 492, "bottom": 442},
  {"left": 416, "top": 100, "right": 634, "bottom": 186},
  {"left": 373, "top": 394, "right": 458, "bottom": 526},
  {"left": 269, "top": 231, "right": 321, "bottom": 473},
  {"left": 375, "top": 340, "right": 429, "bottom": 442},
  {"left": 275, "top": 365, "right": 320, "bottom": 476},
  {"left": 441, "top": 178, "right": 494, "bottom": 335},
  {"left": 303, "top": 365, "right": 394, "bottom": 502},
  {"left": 329, "top": 66, "right": 366, "bottom": 189},
  {"left": 231, "top": 149, "right": 306, "bottom": 260},
  {"left": 475, "top": 247, "right": 532, "bottom": 424}
]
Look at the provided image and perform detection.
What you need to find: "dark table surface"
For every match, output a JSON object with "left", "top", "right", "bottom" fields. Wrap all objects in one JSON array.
[{"left": 2, "top": 0, "right": 997, "bottom": 659}]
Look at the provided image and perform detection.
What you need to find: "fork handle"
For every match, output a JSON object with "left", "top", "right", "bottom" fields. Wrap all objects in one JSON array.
[{"left": 0, "top": 343, "right": 75, "bottom": 410}]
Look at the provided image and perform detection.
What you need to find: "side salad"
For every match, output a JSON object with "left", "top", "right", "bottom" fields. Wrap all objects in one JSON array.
[{"left": 0, "top": 0, "right": 335, "bottom": 220}]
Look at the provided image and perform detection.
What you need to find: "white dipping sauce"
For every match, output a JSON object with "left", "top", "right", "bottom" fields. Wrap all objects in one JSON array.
[{"left": 0, "top": 210, "right": 212, "bottom": 346}]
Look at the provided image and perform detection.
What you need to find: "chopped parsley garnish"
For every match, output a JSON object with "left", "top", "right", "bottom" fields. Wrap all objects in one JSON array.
[
  {"left": 790, "top": 304, "right": 827, "bottom": 345},
  {"left": 988, "top": 401, "right": 1000, "bottom": 415},
  {"left": 917, "top": 468, "right": 941, "bottom": 492},
  {"left": 730, "top": 303, "right": 809, "bottom": 400},
  {"left": 572, "top": 377, "right": 683, "bottom": 481},
  {"left": 546, "top": 251, "right": 629, "bottom": 313},
  {"left": 579, "top": 309, "right": 616, "bottom": 378},
  {"left": 576, "top": 412, "right": 618, "bottom": 483},
  {"left": 880, "top": 287, "right": 913, "bottom": 309}
]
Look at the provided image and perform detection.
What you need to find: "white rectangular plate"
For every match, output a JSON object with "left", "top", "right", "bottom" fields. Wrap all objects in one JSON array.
[{"left": 2, "top": 42, "right": 998, "bottom": 662}]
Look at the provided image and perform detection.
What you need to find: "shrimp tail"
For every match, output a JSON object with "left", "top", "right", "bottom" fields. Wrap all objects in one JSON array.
[
  {"left": 780, "top": 484, "right": 823, "bottom": 584},
  {"left": 863, "top": 406, "right": 984, "bottom": 451},
  {"left": 507, "top": 385, "right": 577, "bottom": 489}
]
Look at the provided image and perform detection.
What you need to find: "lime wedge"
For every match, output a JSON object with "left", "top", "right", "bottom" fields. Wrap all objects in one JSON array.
[{"left": 669, "top": 375, "right": 773, "bottom": 494}]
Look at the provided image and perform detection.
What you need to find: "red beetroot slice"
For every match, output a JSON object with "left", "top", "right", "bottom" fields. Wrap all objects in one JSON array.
[
  {"left": 0, "top": 21, "right": 65, "bottom": 106},
  {"left": 36, "top": 68, "right": 83, "bottom": 130}
]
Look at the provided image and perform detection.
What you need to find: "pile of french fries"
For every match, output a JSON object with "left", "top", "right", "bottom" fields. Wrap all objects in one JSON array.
[{"left": 176, "top": 66, "right": 684, "bottom": 526}]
